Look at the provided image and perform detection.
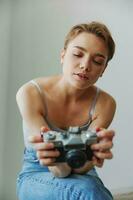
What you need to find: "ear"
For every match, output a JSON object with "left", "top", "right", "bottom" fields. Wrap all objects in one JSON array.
[{"left": 60, "top": 49, "right": 65, "bottom": 65}]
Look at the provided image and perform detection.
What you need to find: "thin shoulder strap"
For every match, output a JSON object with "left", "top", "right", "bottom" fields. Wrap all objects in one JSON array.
[
  {"left": 89, "top": 87, "right": 100, "bottom": 120},
  {"left": 30, "top": 80, "right": 42, "bottom": 94},
  {"left": 30, "top": 80, "right": 48, "bottom": 116}
]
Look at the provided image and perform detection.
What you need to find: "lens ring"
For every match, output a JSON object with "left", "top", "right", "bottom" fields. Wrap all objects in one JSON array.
[{"left": 66, "top": 149, "right": 87, "bottom": 169}]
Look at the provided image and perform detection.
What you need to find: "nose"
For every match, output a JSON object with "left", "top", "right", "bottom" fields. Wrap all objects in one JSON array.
[{"left": 80, "top": 59, "right": 92, "bottom": 71}]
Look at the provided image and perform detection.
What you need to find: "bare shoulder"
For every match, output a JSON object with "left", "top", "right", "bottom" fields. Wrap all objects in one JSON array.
[
  {"left": 16, "top": 75, "right": 60, "bottom": 115},
  {"left": 99, "top": 89, "right": 116, "bottom": 110},
  {"left": 16, "top": 79, "right": 46, "bottom": 116},
  {"left": 16, "top": 75, "right": 56, "bottom": 99},
  {"left": 99, "top": 90, "right": 116, "bottom": 112}
]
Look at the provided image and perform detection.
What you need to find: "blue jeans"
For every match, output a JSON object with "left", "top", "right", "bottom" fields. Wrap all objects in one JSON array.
[{"left": 16, "top": 148, "right": 113, "bottom": 200}]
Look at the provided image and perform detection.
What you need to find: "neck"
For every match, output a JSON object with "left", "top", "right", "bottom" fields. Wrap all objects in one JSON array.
[{"left": 56, "top": 76, "right": 93, "bottom": 102}]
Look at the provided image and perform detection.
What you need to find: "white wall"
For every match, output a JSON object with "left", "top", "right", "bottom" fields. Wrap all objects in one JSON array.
[
  {"left": 1, "top": 0, "right": 133, "bottom": 199},
  {"left": 0, "top": 0, "right": 11, "bottom": 198}
]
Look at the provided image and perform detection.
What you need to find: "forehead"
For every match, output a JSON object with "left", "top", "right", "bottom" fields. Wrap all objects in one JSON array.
[{"left": 67, "top": 32, "right": 108, "bottom": 56}]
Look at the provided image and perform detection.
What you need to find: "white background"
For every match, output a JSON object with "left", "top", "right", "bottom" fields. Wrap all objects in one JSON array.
[{"left": 0, "top": 0, "right": 133, "bottom": 199}]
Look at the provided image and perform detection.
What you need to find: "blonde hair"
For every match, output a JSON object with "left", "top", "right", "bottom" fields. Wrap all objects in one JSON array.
[{"left": 64, "top": 21, "right": 115, "bottom": 63}]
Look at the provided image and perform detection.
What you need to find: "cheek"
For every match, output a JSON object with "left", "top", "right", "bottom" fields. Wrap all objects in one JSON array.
[
  {"left": 96, "top": 65, "right": 106, "bottom": 74},
  {"left": 62, "top": 63, "right": 71, "bottom": 74},
  {"left": 63, "top": 56, "right": 75, "bottom": 69},
  {"left": 91, "top": 68, "right": 103, "bottom": 79}
]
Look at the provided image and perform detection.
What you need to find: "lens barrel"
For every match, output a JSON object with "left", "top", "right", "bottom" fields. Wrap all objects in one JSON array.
[{"left": 66, "top": 149, "right": 87, "bottom": 169}]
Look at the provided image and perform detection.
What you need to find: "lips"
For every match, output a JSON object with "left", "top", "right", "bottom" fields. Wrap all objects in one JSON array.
[{"left": 74, "top": 73, "right": 89, "bottom": 80}]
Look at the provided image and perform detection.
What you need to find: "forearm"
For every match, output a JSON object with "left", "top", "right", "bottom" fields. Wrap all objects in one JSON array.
[{"left": 48, "top": 163, "right": 72, "bottom": 178}]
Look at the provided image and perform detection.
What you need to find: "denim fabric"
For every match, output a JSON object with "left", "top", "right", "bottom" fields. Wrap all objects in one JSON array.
[{"left": 16, "top": 148, "right": 113, "bottom": 200}]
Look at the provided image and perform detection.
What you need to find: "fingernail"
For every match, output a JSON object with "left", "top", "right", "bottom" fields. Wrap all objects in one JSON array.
[
  {"left": 41, "top": 127, "right": 49, "bottom": 132},
  {"left": 96, "top": 127, "right": 106, "bottom": 132},
  {"left": 96, "top": 128, "right": 101, "bottom": 132}
]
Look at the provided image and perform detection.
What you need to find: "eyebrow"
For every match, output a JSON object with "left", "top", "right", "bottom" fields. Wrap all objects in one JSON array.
[
  {"left": 74, "top": 46, "right": 87, "bottom": 52},
  {"left": 73, "top": 46, "right": 106, "bottom": 59}
]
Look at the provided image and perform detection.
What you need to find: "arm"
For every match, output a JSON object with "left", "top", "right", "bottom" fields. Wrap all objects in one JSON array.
[
  {"left": 16, "top": 82, "right": 71, "bottom": 177},
  {"left": 16, "top": 82, "right": 49, "bottom": 135},
  {"left": 73, "top": 92, "right": 116, "bottom": 174}
]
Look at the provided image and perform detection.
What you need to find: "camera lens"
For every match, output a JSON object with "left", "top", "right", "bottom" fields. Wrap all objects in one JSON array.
[{"left": 66, "top": 150, "right": 87, "bottom": 169}]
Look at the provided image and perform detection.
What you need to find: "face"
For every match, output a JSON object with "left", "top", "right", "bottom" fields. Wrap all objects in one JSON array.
[{"left": 61, "top": 32, "right": 108, "bottom": 89}]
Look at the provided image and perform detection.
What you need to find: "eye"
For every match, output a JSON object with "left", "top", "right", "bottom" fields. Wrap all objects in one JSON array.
[
  {"left": 93, "top": 60, "right": 103, "bottom": 65},
  {"left": 93, "top": 58, "right": 105, "bottom": 66},
  {"left": 72, "top": 50, "right": 83, "bottom": 57},
  {"left": 73, "top": 53, "right": 82, "bottom": 57}
]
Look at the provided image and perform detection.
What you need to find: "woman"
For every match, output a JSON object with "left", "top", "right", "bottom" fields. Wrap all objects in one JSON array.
[{"left": 16, "top": 21, "right": 116, "bottom": 200}]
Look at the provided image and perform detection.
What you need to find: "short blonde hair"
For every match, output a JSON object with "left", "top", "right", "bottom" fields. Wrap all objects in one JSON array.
[{"left": 64, "top": 21, "right": 115, "bottom": 62}]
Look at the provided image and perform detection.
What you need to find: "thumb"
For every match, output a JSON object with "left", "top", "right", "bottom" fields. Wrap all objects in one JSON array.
[
  {"left": 28, "top": 134, "right": 43, "bottom": 143},
  {"left": 28, "top": 126, "right": 50, "bottom": 143},
  {"left": 41, "top": 126, "right": 50, "bottom": 132}
]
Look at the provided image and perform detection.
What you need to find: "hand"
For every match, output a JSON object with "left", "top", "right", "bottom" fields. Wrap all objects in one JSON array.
[
  {"left": 91, "top": 128, "right": 115, "bottom": 167},
  {"left": 28, "top": 127, "right": 60, "bottom": 166}
]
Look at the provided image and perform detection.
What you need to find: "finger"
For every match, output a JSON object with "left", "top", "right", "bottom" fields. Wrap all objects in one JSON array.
[
  {"left": 96, "top": 127, "right": 105, "bottom": 132},
  {"left": 92, "top": 156, "right": 104, "bottom": 167},
  {"left": 93, "top": 151, "right": 113, "bottom": 160},
  {"left": 97, "top": 129, "right": 115, "bottom": 140},
  {"left": 97, "top": 129, "right": 115, "bottom": 138},
  {"left": 41, "top": 126, "right": 50, "bottom": 132},
  {"left": 39, "top": 158, "right": 56, "bottom": 166},
  {"left": 34, "top": 142, "right": 54, "bottom": 150},
  {"left": 28, "top": 134, "right": 43, "bottom": 143},
  {"left": 37, "top": 150, "right": 60, "bottom": 159},
  {"left": 91, "top": 141, "right": 113, "bottom": 151},
  {"left": 28, "top": 126, "right": 50, "bottom": 143}
]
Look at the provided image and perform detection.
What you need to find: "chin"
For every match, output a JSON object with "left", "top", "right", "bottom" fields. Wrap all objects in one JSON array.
[{"left": 72, "top": 82, "right": 91, "bottom": 90}]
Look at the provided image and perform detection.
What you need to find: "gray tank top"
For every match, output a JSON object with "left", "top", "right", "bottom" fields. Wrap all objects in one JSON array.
[{"left": 29, "top": 80, "right": 100, "bottom": 132}]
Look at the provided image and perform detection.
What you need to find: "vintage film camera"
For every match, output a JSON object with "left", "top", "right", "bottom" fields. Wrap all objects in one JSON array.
[{"left": 42, "top": 126, "right": 97, "bottom": 169}]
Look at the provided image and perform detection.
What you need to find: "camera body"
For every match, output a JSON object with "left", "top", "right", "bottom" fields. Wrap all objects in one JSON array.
[{"left": 42, "top": 126, "right": 97, "bottom": 169}]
